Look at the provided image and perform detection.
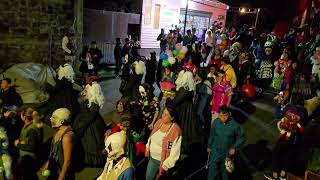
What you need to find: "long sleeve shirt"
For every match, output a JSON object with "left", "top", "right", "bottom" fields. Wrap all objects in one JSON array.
[{"left": 208, "top": 118, "right": 245, "bottom": 161}]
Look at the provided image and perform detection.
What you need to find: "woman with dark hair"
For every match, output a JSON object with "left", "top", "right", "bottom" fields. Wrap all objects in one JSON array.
[
  {"left": 145, "top": 100, "right": 182, "bottom": 180},
  {"left": 79, "top": 45, "right": 93, "bottom": 77}
]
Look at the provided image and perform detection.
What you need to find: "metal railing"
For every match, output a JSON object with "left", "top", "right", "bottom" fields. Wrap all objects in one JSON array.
[{"left": 83, "top": 41, "right": 116, "bottom": 65}]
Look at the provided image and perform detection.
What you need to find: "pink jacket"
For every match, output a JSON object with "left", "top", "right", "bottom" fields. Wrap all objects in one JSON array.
[{"left": 148, "top": 118, "right": 182, "bottom": 175}]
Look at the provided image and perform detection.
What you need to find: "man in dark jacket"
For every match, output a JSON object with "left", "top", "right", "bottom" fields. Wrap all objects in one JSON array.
[
  {"left": 89, "top": 41, "right": 103, "bottom": 76},
  {"left": 0, "top": 78, "right": 23, "bottom": 108},
  {"left": 114, "top": 38, "right": 123, "bottom": 77}
]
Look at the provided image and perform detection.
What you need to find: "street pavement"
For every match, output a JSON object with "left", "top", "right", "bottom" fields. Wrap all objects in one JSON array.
[{"left": 38, "top": 69, "right": 279, "bottom": 180}]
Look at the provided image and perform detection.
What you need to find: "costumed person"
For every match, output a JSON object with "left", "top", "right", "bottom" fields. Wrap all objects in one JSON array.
[
  {"left": 15, "top": 107, "right": 43, "bottom": 180},
  {"left": 130, "top": 83, "right": 159, "bottom": 141},
  {"left": 211, "top": 70, "right": 233, "bottom": 121},
  {"left": 228, "top": 42, "right": 241, "bottom": 68},
  {"left": 256, "top": 41, "right": 274, "bottom": 89},
  {"left": 283, "top": 62, "right": 298, "bottom": 92},
  {"left": 311, "top": 46, "right": 320, "bottom": 95},
  {"left": 207, "top": 105, "right": 245, "bottom": 180},
  {"left": 124, "top": 56, "right": 145, "bottom": 100},
  {"left": 97, "top": 131, "right": 134, "bottom": 180},
  {"left": 220, "top": 57, "right": 237, "bottom": 90},
  {"left": 0, "top": 78, "right": 23, "bottom": 108},
  {"left": 43, "top": 108, "right": 76, "bottom": 180},
  {"left": 264, "top": 106, "right": 305, "bottom": 180},
  {"left": 145, "top": 52, "right": 160, "bottom": 98},
  {"left": 89, "top": 41, "right": 103, "bottom": 76},
  {"left": 0, "top": 126, "right": 12, "bottom": 180},
  {"left": 79, "top": 45, "right": 94, "bottom": 78},
  {"left": 145, "top": 101, "right": 182, "bottom": 180},
  {"left": 72, "top": 77, "right": 107, "bottom": 166},
  {"left": 272, "top": 53, "right": 289, "bottom": 91},
  {"left": 45, "top": 63, "right": 80, "bottom": 124},
  {"left": 62, "top": 29, "right": 76, "bottom": 66},
  {"left": 174, "top": 70, "right": 202, "bottom": 153}
]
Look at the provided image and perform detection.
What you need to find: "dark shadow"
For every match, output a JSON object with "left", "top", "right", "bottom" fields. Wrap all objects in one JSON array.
[
  {"left": 230, "top": 108, "right": 248, "bottom": 124},
  {"left": 242, "top": 139, "right": 273, "bottom": 170}
]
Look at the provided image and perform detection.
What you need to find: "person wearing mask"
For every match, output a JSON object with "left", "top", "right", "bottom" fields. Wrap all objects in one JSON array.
[
  {"left": 97, "top": 131, "right": 134, "bottom": 180},
  {"left": 15, "top": 107, "right": 43, "bottom": 179},
  {"left": 43, "top": 108, "right": 76, "bottom": 180},
  {"left": 145, "top": 101, "right": 182, "bottom": 180},
  {"left": 114, "top": 38, "right": 123, "bottom": 77},
  {"left": 207, "top": 105, "right": 245, "bottom": 180},
  {"left": 89, "top": 41, "right": 103, "bottom": 76},
  {"left": 0, "top": 78, "right": 23, "bottom": 108},
  {"left": 157, "top": 28, "right": 167, "bottom": 53}
]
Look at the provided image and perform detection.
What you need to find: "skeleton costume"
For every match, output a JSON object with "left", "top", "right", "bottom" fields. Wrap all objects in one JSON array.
[
  {"left": 97, "top": 131, "right": 134, "bottom": 180},
  {"left": 72, "top": 80, "right": 107, "bottom": 166}
]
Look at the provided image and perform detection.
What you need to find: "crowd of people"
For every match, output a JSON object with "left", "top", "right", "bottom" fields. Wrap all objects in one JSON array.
[{"left": 0, "top": 15, "right": 320, "bottom": 180}]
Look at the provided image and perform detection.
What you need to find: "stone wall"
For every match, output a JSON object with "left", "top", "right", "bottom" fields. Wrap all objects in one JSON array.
[{"left": 0, "top": 0, "right": 78, "bottom": 70}]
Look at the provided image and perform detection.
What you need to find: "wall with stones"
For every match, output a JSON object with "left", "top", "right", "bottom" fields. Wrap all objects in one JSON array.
[{"left": 0, "top": 0, "right": 78, "bottom": 70}]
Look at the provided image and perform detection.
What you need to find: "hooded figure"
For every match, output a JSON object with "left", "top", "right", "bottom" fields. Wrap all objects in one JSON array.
[
  {"left": 72, "top": 79, "right": 107, "bottom": 166},
  {"left": 44, "top": 64, "right": 80, "bottom": 124},
  {"left": 97, "top": 131, "right": 134, "bottom": 180},
  {"left": 173, "top": 70, "right": 202, "bottom": 153}
]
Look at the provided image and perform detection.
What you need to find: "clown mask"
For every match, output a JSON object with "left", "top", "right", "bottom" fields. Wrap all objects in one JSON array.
[{"left": 139, "top": 85, "right": 147, "bottom": 98}]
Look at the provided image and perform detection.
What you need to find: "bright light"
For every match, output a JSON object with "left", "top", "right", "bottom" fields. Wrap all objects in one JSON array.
[
  {"left": 226, "top": 6, "right": 229, "bottom": 10},
  {"left": 240, "top": 8, "right": 246, "bottom": 13}
]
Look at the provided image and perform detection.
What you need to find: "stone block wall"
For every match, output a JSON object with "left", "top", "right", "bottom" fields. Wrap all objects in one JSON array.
[{"left": 0, "top": 0, "right": 77, "bottom": 70}]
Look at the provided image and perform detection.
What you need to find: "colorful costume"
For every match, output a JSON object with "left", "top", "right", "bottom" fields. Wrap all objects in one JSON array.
[
  {"left": 272, "top": 58, "right": 288, "bottom": 90},
  {"left": 0, "top": 127, "right": 12, "bottom": 180},
  {"left": 211, "top": 83, "right": 232, "bottom": 113}
]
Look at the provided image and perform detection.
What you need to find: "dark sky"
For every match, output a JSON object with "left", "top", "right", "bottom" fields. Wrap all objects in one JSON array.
[
  {"left": 85, "top": 0, "right": 299, "bottom": 20},
  {"left": 220, "top": 0, "right": 299, "bottom": 20}
]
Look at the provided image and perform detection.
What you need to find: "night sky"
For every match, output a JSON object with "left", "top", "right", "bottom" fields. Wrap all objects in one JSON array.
[{"left": 85, "top": 0, "right": 299, "bottom": 21}]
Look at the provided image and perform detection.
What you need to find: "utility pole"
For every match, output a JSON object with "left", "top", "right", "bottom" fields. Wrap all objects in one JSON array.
[{"left": 183, "top": 0, "right": 189, "bottom": 36}]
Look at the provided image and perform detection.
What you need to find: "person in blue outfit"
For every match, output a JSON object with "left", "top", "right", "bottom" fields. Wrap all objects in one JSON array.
[{"left": 207, "top": 105, "right": 245, "bottom": 180}]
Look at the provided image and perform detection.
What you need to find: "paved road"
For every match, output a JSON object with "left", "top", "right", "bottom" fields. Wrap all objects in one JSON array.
[{"left": 39, "top": 73, "right": 279, "bottom": 180}]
